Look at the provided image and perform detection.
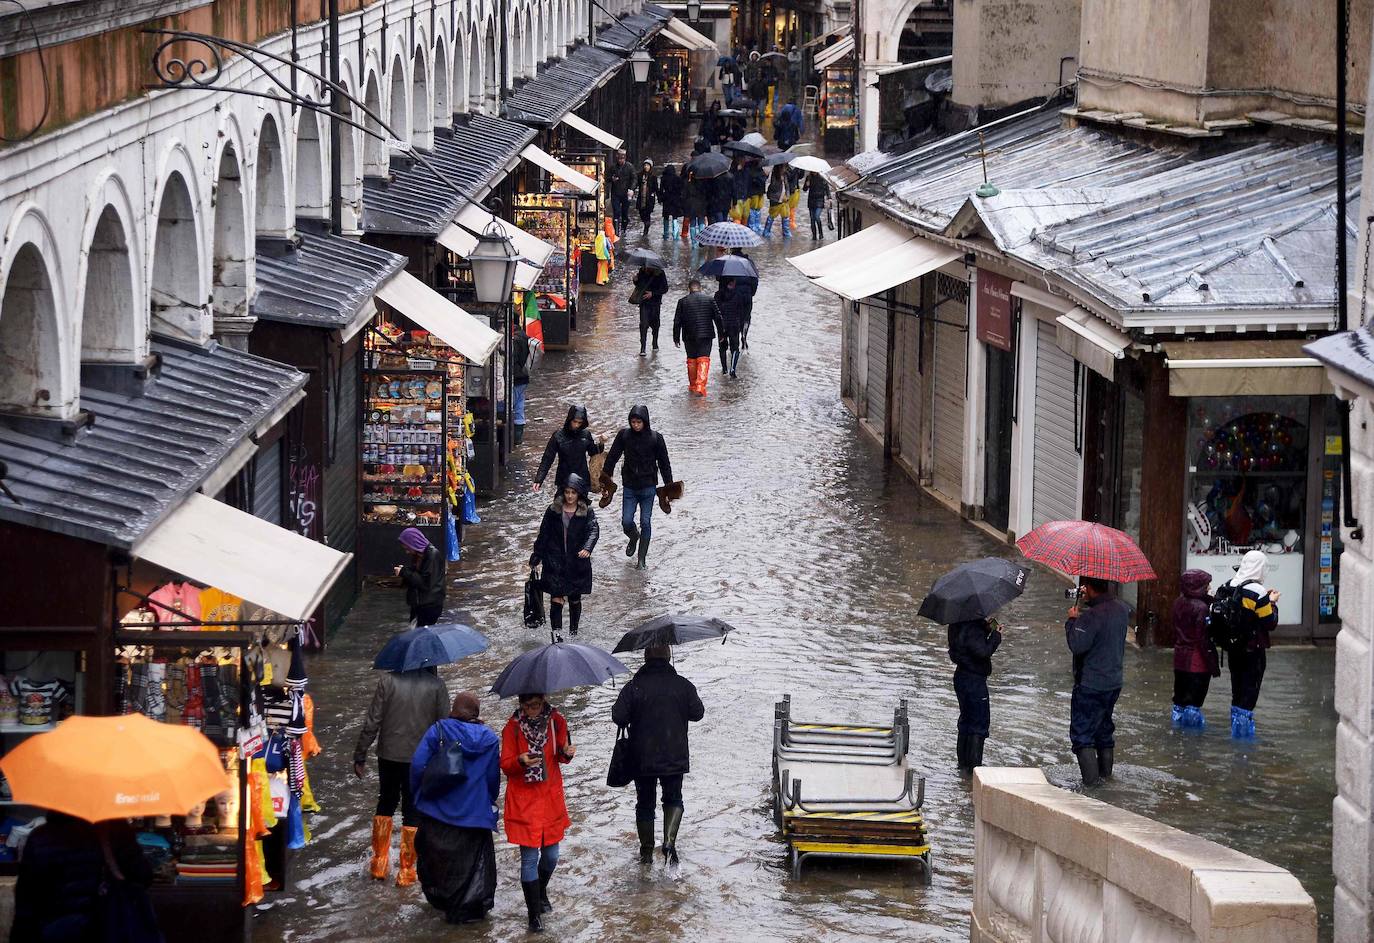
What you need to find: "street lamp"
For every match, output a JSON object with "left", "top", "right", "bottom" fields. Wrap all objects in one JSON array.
[
  {"left": 686, "top": 0, "right": 701, "bottom": 20},
  {"left": 468, "top": 223, "right": 520, "bottom": 304},
  {"left": 629, "top": 48, "right": 653, "bottom": 83}
]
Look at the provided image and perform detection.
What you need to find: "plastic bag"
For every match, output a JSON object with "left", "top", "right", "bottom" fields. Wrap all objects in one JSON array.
[
  {"left": 445, "top": 511, "right": 461, "bottom": 562},
  {"left": 462, "top": 486, "right": 481, "bottom": 524}
]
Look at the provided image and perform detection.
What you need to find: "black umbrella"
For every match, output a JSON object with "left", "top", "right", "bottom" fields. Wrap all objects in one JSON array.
[
  {"left": 612, "top": 615, "right": 736, "bottom": 653},
  {"left": 722, "top": 140, "right": 766, "bottom": 158},
  {"left": 490, "top": 642, "right": 629, "bottom": 697},
  {"left": 917, "top": 558, "right": 1030, "bottom": 624},
  {"left": 762, "top": 151, "right": 796, "bottom": 167},
  {"left": 686, "top": 152, "right": 731, "bottom": 179},
  {"left": 619, "top": 246, "right": 664, "bottom": 269},
  {"left": 698, "top": 255, "right": 759, "bottom": 279}
]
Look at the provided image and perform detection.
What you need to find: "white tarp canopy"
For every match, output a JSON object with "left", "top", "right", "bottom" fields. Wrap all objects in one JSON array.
[
  {"left": 788, "top": 220, "right": 916, "bottom": 278},
  {"left": 811, "top": 238, "right": 961, "bottom": 301},
  {"left": 521, "top": 144, "right": 599, "bottom": 195},
  {"left": 1055, "top": 308, "right": 1133, "bottom": 380},
  {"left": 375, "top": 270, "right": 502, "bottom": 363},
  {"left": 134, "top": 493, "right": 352, "bottom": 623},
  {"left": 560, "top": 112, "right": 624, "bottom": 150},
  {"left": 663, "top": 17, "right": 717, "bottom": 51},
  {"left": 456, "top": 204, "right": 556, "bottom": 270},
  {"left": 436, "top": 221, "right": 477, "bottom": 257},
  {"left": 813, "top": 36, "right": 855, "bottom": 70},
  {"left": 803, "top": 24, "right": 851, "bottom": 49}
]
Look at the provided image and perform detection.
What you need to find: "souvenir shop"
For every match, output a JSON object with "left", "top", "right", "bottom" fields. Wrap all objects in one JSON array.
[{"left": 815, "top": 38, "right": 857, "bottom": 155}]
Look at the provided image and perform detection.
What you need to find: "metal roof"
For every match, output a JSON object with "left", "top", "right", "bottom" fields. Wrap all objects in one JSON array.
[
  {"left": 845, "top": 107, "right": 1361, "bottom": 329},
  {"left": 0, "top": 340, "right": 306, "bottom": 548},
  {"left": 595, "top": 4, "right": 671, "bottom": 55},
  {"left": 363, "top": 112, "right": 535, "bottom": 236},
  {"left": 1306, "top": 325, "right": 1374, "bottom": 391},
  {"left": 502, "top": 45, "right": 625, "bottom": 125},
  {"left": 253, "top": 233, "right": 406, "bottom": 329}
]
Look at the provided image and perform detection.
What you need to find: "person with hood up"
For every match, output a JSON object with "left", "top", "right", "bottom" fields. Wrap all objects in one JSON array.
[
  {"left": 603, "top": 405, "right": 674, "bottom": 570},
  {"left": 501, "top": 692, "right": 576, "bottom": 933},
  {"left": 355, "top": 663, "right": 450, "bottom": 886},
  {"left": 729, "top": 156, "right": 751, "bottom": 224},
  {"left": 529, "top": 473, "right": 599, "bottom": 637},
  {"left": 411, "top": 692, "right": 501, "bottom": 925},
  {"left": 745, "top": 160, "right": 768, "bottom": 234},
  {"left": 804, "top": 171, "right": 830, "bottom": 240},
  {"left": 611, "top": 645, "right": 706, "bottom": 864},
  {"left": 1064, "top": 577, "right": 1131, "bottom": 787},
  {"left": 593, "top": 224, "right": 613, "bottom": 285},
  {"left": 711, "top": 167, "right": 734, "bottom": 224},
  {"left": 1170, "top": 570, "right": 1218, "bottom": 728},
  {"left": 714, "top": 277, "right": 748, "bottom": 378},
  {"left": 948, "top": 616, "right": 1002, "bottom": 774},
  {"left": 396, "top": 527, "right": 446, "bottom": 627},
  {"left": 659, "top": 164, "right": 684, "bottom": 241},
  {"left": 635, "top": 159, "right": 658, "bottom": 237},
  {"left": 632, "top": 265, "right": 670, "bottom": 355},
  {"left": 687, "top": 169, "right": 712, "bottom": 243},
  {"left": 533, "top": 405, "right": 604, "bottom": 494},
  {"left": 1215, "top": 549, "right": 1279, "bottom": 738},
  {"left": 673, "top": 279, "right": 725, "bottom": 396}
]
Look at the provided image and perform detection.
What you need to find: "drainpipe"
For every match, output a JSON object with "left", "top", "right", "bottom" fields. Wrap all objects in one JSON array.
[{"left": 1337, "top": 0, "right": 1363, "bottom": 537}]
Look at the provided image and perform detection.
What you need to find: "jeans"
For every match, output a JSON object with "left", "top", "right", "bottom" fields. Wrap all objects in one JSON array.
[
  {"left": 634, "top": 774, "right": 684, "bottom": 821},
  {"left": 1069, "top": 685, "right": 1120, "bottom": 750},
  {"left": 512, "top": 382, "right": 527, "bottom": 426},
  {"left": 1228, "top": 648, "right": 1266, "bottom": 711},
  {"left": 953, "top": 668, "right": 990, "bottom": 737},
  {"left": 376, "top": 758, "right": 419, "bottom": 826},
  {"left": 622, "top": 485, "right": 657, "bottom": 541},
  {"left": 1173, "top": 670, "right": 1211, "bottom": 708},
  {"left": 518, "top": 842, "right": 560, "bottom": 882},
  {"left": 611, "top": 194, "right": 631, "bottom": 234},
  {"left": 809, "top": 205, "right": 824, "bottom": 233}
]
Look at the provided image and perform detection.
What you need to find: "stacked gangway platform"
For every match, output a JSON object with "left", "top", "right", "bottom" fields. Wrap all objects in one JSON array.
[{"left": 772, "top": 695, "right": 932, "bottom": 883}]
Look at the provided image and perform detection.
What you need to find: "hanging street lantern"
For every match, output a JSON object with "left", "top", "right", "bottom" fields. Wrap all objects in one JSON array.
[
  {"left": 630, "top": 48, "right": 653, "bottom": 83},
  {"left": 686, "top": 0, "right": 701, "bottom": 20},
  {"left": 468, "top": 222, "right": 520, "bottom": 304}
]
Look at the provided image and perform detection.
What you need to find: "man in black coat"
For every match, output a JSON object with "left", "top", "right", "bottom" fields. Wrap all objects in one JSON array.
[
  {"left": 632, "top": 266, "right": 670, "bottom": 355},
  {"left": 948, "top": 618, "right": 1002, "bottom": 774},
  {"left": 603, "top": 405, "right": 674, "bottom": 570},
  {"left": 672, "top": 279, "right": 724, "bottom": 396},
  {"left": 533, "top": 404, "right": 603, "bottom": 493},
  {"left": 713, "top": 278, "right": 747, "bottom": 377},
  {"left": 1065, "top": 578, "right": 1131, "bottom": 786},
  {"left": 611, "top": 645, "right": 706, "bottom": 863},
  {"left": 606, "top": 148, "right": 636, "bottom": 237}
]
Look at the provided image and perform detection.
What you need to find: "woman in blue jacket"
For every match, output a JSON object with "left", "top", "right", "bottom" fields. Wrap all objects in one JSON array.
[{"left": 410, "top": 692, "right": 501, "bottom": 926}]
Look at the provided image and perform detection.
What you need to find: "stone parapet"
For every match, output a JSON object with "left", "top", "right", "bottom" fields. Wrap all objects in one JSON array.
[{"left": 971, "top": 768, "right": 1317, "bottom": 943}]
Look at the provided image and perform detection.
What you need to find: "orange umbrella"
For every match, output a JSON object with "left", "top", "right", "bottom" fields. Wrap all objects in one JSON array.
[{"left": 0, "top": 713, "right": 229, "bottom": 822}]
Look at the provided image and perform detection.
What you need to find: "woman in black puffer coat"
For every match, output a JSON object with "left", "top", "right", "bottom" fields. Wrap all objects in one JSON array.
[
  {"left": 529, "top": 474, "right": 599, "bottom": 636},
  {"left": 533, "top": 405, "right": 603, "bottom": 493},
  {"left": 659, "top": 165, "right": 684, "bottom": 241}
]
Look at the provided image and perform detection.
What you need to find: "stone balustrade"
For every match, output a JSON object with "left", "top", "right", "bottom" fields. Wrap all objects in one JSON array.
[{"left": 971, "top": 768, "right": 1317, "bottom": 943}]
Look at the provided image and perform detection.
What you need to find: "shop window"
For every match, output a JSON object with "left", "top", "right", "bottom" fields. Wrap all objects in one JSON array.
[{"left": 1319, "top": 398, "right": 1345, "bottom": 625}]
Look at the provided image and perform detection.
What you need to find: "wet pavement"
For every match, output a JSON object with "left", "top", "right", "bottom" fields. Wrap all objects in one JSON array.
[{"left": 259, "top": 161, "right": 1338, "bottom": 941}]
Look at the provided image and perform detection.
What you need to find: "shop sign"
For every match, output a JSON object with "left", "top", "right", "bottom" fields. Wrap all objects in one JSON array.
[{"left": 976, "top": 270, "right": 1013, "bottom": 352}]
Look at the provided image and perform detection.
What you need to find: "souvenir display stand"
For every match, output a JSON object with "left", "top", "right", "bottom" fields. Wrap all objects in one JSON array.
[
  {"left": 513, "top": 196, "right": 576, "bottom": 350},
  {"left": 555, "top": 152, "right": 608, "bottom": 287},
  {"left": 822, "top": 65, "right": 857, "bottom": 155},
  {"left": 651, "top": 46, "right": 690, "bottom": 134}
]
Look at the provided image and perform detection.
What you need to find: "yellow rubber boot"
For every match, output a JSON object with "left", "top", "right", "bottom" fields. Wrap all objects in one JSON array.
[
  {"left": 396, "top": 825, "right": 419, "bottom": 887},
  {"left": 369, "top": 816, "right": 392, "bottom": 880}
]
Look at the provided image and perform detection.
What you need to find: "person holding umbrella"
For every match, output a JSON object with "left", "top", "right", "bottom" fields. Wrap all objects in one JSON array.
[
  {"left": 713, "top": 277, "right": 748, "bottom": 378},
  {"left": 804, "top": 171, "right": 830, "bottom": 240},
  {"left": 500, "top": 692, "right": 577, "bottom": 933},
  {"left": 533, "top": 405, "right": 604, "bottom": 494},
  {"left": 730, "top": 247, "right": 758, "bottom": 347},
  {"left": 632, "top": 263, "right": 670, "bottom": 355},
  {"left": 529, "top": 473, "right": 599, "bottom": 637},
  {"left": 396, "top": 527, "right": 446, "bottom": 627},
  {"left": 1065, "top": 578, "right": 1131, "bottom": 787}
]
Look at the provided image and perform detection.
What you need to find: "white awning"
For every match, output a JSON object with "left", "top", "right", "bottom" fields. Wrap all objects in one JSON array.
[
  {"left": 813, "top": 36, "right": 855, "bottom": 70},
  {"left": 375, "top": 270, "right": 502, "bottom": 363},
  {"left": 1162, "top": 340, "right": 1333, "bottom": 397},
  {"left": 513, "top": 261, "right": 545, "bottom": 292},
  {"left": 662, "top": 17, "right": 717, "bottom": 51},
  {"left": 456, "top": 204, "right": 556, "bottom": 270},
  {"left": 521, "top": 144, "right": 599, "bottom": 195},
  {"left": 560, "top": 112, "right": 624, "bottom": 150},
  {"left": 811, "top": 238, "right": 961, "bottom": 301},
  {"left": 134, "top": 493, "right": 352, "bottom": 623},
  {"left": 803, "top": 24, "right": 851, "bottom": 49},
  {"left": 788, "top": 220, "right": 915, "bottom": 279},
  {"left": 436, "top": 221, "right": 478, "bottom": 257},
  {"left": 1055, "top": 308, "right": 1132, "bottom": 380}
]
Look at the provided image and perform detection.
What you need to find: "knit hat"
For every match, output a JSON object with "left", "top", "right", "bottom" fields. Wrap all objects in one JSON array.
[
  {"left": 451, "top": 692, "right": 480, "bottom": 721},
  {"left": 399, "top": 527, "right": 429, "bottom": 553}
]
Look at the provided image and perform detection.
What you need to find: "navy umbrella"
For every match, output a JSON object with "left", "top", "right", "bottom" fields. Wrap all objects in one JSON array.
[
  {"left": 612, "top": 614, "right": 736, "bottom": 653},
  {"left": 490, "top": 642, "right": 629, "bottom": 697},
  {"left": 373, "top": 623, "right": 489, "bottom": 672},
  {"left": 698, "top": 255, "right": 759, "bottom": 279},
  {"left": 917, "top": 558, "right": 1030, "bottom": 624}
]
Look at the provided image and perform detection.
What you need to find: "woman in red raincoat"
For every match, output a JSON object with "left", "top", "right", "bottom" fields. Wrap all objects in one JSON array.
[{"left": 501, "top": 693, "right": 576, "bottom": 933}]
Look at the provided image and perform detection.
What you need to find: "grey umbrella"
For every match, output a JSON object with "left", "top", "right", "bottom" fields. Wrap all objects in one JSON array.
[
  {"left": 619, "top": 246, "right": 664, "bottom": 269},
  {"left": 722, "top": 140, "right": 766, "bottom": 158},
  {"left": 489, "top": 642, "right": 630, "bottom": 697},
  {"left": 612, "top": 615, "right": 736, "bottom": 653},
  {"left": 917, "top": 558, "right": 1029, "bottom": 624},
  {"left": 686, "top": 152, "right": 732, "bottom": 179}
]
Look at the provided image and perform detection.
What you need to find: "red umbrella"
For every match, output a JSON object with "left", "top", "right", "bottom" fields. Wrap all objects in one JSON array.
[{"left": 1015, "top": 520, "right": 1156, "bottom": 582}]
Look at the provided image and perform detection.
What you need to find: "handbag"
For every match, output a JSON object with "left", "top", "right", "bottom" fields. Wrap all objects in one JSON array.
[
  {"left": 629, "top": 283, "right": 646, "bottom": 306},
  {"left": 826, "top": 204, "right": 835, "bottom": 231},
  {"left": 419, "top": 723, "right": 467, "bottom": 798},
  {"left": 523, "top": 570, "right": 546, "bottom": 629},
  {"left": 606, "top": 726, "right": 635, "bottom": 788}
]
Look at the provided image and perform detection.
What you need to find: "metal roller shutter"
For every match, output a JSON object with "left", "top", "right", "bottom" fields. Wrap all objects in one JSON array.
[
  {"left": 897, "top": 310, "right": 922, "bottom": 467},
  {"left": 253, "top": 439, "right": 282, "bottom": 525},
  {"left": 866, "top": 304, "right": 889, "bottom": 432},
  {"left": 931, "top": 299, "right": 966, "bottom": 501},
  {"left": 844, "top": 304, "right": 863, "bottom": 406},
  {"left": 1032, "top": 318, "right": 1081, "bottom": 527},
  {"left": 322, "top": 356, "right": 361, "bottom": 634}
]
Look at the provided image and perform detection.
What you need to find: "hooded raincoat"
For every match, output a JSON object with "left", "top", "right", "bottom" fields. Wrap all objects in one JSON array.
[
  {"left": 1171, "top": 570, "right": 1217, "bottom": 674},
  {"left": 604, "top": 406, "right": 674, "bottom": 490},
  {"left": 535, "top": 405, "right": 603, "bottom": 491},
  {"left": 500, "top": 709, "right": 573, "bottom": 847}
]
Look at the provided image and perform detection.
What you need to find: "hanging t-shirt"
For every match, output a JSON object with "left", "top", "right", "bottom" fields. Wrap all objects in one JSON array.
[
  {"left": 199, "top": 588, "right": 243, "bottom": 626},
  {"left": 12, "top": 678, "right": 70, "bottom": 726},
  {"left": 148, "top": 582, "right": 203, "bottom": 624}
]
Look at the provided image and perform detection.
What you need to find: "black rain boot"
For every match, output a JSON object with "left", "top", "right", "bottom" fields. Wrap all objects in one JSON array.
[
  {"left": 636, "top": 819, "right": 656, "bottom": 864},
  {"left": 521, "top": 880, "right": 544, "bottom": 932},
  {"left": 720, "top": 349, "right": 729, "bottom": 374},
  {"left": 637, "top": 536, "right": 650, "bottom": 571},
  {"left": 661, "top": 805, "right": 683, "bottom": 863},
  {"left": 1097, "top": 747, "right": 1114, "bottom": 779},
  {"left": 1075, "top": 747, "right": 1101, "bottom": 788},
  {"left": 956, "top": 733, "right": 972, "bottom": 774},
  {"left": 972, "top": 736, "right": 986, "bottom": 769},
  {"left": 537, "top": 867, "right": 554, "bottom": 914},
  {"left": 624, "top": 524, "right": 640, "bottom": 558},
  {"left": 514, "top": 424, "right": 525, "bottom": 446}
]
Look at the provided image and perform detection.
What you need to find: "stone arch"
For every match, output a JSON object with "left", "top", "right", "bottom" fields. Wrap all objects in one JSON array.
[
  {"left": 412, "top": 44, "right": 434, "bottom": 150},
  {"left": 484, "top": 17, "right": 499, "bottom": 108},
  {"left": 434, "top": 36, "right": 452, "bottom": 129},
  {"left": 255, "top": 112, "right": 290, "bottom": 237},
  {"left": 0, "top": 209, "right": 70, "bottom": 418},
  {"left": 469, "top": 24, "right": 485, "bottom": 112},
  {"left": 389, "top": 53, "right": 411, "bottom": 145},
  {"left": 212, "top": 140, "right": 249, "bottom": 333},
  {"left": 525, "top": 7, "right": 538, "bottom": 77},
  {"left": 362, "top": 67, "right": 388, "bottom": 177},
  {"left": 149, "top": 159, "right": 207, "bottom": 343},
  {"left": 76, "top": 173, "right": 144, "bottom": 365},
  {"left": 337, "top": 75, "right": 363, "bottom": 230},
  {"left": 882, "top": 0, "right": 945, "bottom": 61},
  {"left": 454, "top": 27, "right": 471, "bottom": 114},
  {"left": 294, "top": 108, "right": 327, "bottom": 221}
]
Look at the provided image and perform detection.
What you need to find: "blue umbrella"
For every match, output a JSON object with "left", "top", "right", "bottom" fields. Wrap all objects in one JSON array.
[
  {"left": 490, "top": 642, "right": 629, "bottom": 697},
  {"left": 698, "top": 255, "right": 759, "bottom": 279},
  {"left": 373, "top": 623, "right": 489, "bottom": 672},
  {"left": 697, "top": 221, "right": 763, "bottom": 248}
]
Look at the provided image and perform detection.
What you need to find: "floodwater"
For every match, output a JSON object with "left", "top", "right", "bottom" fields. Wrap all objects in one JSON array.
[{"left": 259, "top": 154, "right": 1337, "bottom": 942}]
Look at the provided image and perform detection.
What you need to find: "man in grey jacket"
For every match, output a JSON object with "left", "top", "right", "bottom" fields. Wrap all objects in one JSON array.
[
  {"left": 1065, "top": 578, "right": 1131, "bottom": 787},
  {"left": 354, "top": 667, "right": 450, "bottom": 886}
]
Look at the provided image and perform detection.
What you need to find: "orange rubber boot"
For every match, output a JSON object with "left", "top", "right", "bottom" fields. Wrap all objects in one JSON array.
[
  {"left": 369, "top": 816, "right": 392, "bottom": 880},
  {"left": 395, "top": 825, "right": 418, "bottom": 887},
  {"left": 697, "top": 357, "right": 711, "bottom": 396}
]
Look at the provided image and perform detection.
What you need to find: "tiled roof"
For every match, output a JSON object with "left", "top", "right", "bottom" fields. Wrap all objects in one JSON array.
[
  {"left": 253, "top": 232, "right": 406, "bottom": 329},
  {"left": 502, "top": 45, "right": 625, "bottom": 125}
]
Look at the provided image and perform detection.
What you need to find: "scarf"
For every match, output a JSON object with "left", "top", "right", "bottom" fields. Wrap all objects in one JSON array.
[{"left": 516, "top": 705, "right": 554, "bottom": 784}]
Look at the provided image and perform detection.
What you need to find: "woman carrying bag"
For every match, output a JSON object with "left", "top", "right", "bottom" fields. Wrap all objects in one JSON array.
[
  {"left": 500, "top": 692, "right": 576, "bottom": 933},
  {"left": 529, "top": 473, "right": 599, "bottom": 637},
  {"left": 635, "top": 159, "right": 658, "bottom": 238}
]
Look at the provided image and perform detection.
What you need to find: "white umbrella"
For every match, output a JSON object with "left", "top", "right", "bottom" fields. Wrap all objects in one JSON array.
[
  {"left": 741, "top": 131, "right": 767, "bottom": 148},
  {"left": 790, "top": 155, "right": 832, "bottom": 174}
]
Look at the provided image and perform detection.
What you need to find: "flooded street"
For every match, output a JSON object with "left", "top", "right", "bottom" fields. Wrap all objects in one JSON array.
[{"left": 260, "top": 184, "right": 1338, "bottom": 941}]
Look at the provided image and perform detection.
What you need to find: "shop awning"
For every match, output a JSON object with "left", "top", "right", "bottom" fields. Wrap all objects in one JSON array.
[
  {"left": 560, "top": 112, "right": 624, "bottom": 150},
  {"left": 803, "top": 24, "right": 851, "bottom": 49},
  {"left": 1055, "top": 308, "right": 1132, "bottom": 380},
  {"left": 1162, "top": 340, "right": 1334, "bottom": 397},
  {"left": 813, "top": 36, "right": 855, "bottom": 70},
  {"left": 662, "top": 17, "right": 717, "bottom": 51},
  {"left": 521, "top": 144, "right": 599, "bottom": 195},
  {"left": 375, "top": 270, "right": 502, "bottom": 363},
  {"left": 789, "top": 221, "right": 961, "bottom": 300},
  {"left": 788, "top": 220, "right": 916, "bottom": 279},
  {"left": 436, "top": 221, "right": 478, "bottom": 258},
  {"left": 456, "top": 204, "right": 557, "bottom": 271},
  {"left": 133, "top": 493, "right": 352, "bottom": 623}
]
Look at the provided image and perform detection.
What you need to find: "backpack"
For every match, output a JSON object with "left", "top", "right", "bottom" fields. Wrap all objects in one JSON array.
[{"left": 1207, "top": 579, "right": 1257, "bottom": 651}]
